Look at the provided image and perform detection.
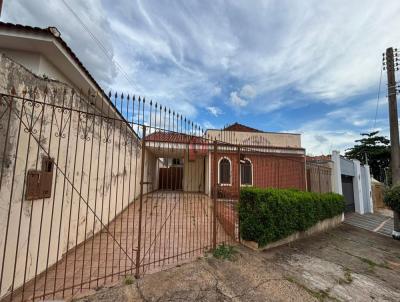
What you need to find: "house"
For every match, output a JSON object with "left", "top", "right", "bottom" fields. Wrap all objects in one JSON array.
[
  {"left": 145, "top": 122, "right": 307, "bottom": 199},
  {"left": 207, "top": 123, "right": 306, "bottom": 198},
  {"left": 306, "top": 152, "right": 373, "bottom": 214},
  {"left": 0, "top": 21, "right": 319, "bottom": 301},
  {"left": 0, "top": 22, "right": 148, "bottom": 299},
  {"left": 331, "top": 151, "right": 373, "bottom": 214}
]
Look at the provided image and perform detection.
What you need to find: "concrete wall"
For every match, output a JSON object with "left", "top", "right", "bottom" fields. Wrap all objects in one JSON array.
[
  {"left": 361, "top": 165, "right": 373, "bottom": 213},
  {"left": 0, "top": 54, "right": 151, "bottom": 297},
  {"left": 340, "top": 157, "right": 355, "bottom": 177},
  {"left": 183, "top": 154, "right": 205, "bottom": 192},
  {"left": 0, "top": 48, "right": 73, "bottom": 87},
  {"left": 331, "top": 151, "right": 373, "bottom": 215},
  {"left": 206, "top": 129, "right": 301, "bottom": 148}
]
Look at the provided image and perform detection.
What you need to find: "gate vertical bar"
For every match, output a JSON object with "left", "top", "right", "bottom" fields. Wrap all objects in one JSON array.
[
  {"left": 212, "top": 140, "right": 217, "bottom": 249},
  {"left": 135, "top": 125, "right": 146, "bottom": 278},
  {"left": 237, "top": 146, "right": 241, "bottom": 243}
]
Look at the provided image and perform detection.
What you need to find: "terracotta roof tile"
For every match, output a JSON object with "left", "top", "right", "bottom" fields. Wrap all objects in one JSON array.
[
  {"left": 224, "top": 122, "right": 261, "bottom": 132},
  {"left": 145, "top": 131, "right": 208, "bottom": 144}
]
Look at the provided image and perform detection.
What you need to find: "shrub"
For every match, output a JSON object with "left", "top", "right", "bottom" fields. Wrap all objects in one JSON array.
[
  {"left": 212, "top": 244, "right": 237, "bottom": 260},
  {"left": 238, "top": 187, "right": 345, "bottom": 247},
  {"left": 384, "top": 185, "right": 400, "bottom": 213}
]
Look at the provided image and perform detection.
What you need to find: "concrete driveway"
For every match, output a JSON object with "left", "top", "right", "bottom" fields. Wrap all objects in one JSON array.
[{"left": 74, "top": 224, "right": 400, "bottom": 302}]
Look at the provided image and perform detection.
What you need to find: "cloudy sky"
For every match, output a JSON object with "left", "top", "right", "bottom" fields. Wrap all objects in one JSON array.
[{"left": 2, "top": 0, "right": 400, "bottom": 154}]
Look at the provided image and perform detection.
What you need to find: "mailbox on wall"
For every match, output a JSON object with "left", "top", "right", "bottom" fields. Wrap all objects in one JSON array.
[{"left": 25, "top": 157, "right": 54, "bottom": 200}]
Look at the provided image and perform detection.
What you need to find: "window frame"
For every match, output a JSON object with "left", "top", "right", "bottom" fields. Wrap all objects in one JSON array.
[
  {"left": 240, "top": 157, "right": 253, "bottom": 187},
  {"left": 218, "top": 156, "right": 232, "bottom": 186}
]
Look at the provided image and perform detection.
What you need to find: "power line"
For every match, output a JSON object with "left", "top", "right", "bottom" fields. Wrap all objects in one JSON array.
[
  {"left": 373, "top": 65, "right": 383, "bottom": 130},
  {"left": 60, "top": 0, "right": 137, "bottom": 91}
]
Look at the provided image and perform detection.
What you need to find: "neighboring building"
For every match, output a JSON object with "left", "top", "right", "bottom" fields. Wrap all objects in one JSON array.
[
  {"left": 331, "top": 151, "right": 373, "bottom": 214},
  {"left": 1, "top": 23, "right": 101, "bottom": 97},
  {"left": 306, "top": 155, "right": 333, "bottom": 194},
  {"left": 306, "top": 152, "right": 373, "bottom": 214},
  {"left": 146, "top": 123, "right": 307, "bottom": 198},
  {"left": 207, "top": 123, "right": 306, "bottom": 198},
  {"left": 0, "top": 23, "right": 149, "bottom": 299}
]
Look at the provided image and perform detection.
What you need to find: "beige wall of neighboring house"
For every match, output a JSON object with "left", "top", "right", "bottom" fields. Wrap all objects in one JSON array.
[
  {"left": 206, "top": 129, "right": 302, "bottom": 149},
  {"left": 183, "top": 154, "right": 205, "bottom": 192},
  {"left": 0, "top": 48, "right": 73, "bottom": 86},
  {"left": 0, "top": 52, "right": 149, "bottom": 297}
]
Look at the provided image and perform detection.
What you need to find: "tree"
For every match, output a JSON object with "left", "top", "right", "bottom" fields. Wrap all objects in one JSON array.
[{"left": 345, "top": 131, "right": 390, "bottom": 181}]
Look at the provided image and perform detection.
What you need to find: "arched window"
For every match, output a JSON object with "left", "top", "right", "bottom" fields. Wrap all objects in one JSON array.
[
  {"left": 219, "top": 158, "right": 231, "bottom": 185},
  {"left": 241, "top": 158, "right": 252, "bottom": 186}
]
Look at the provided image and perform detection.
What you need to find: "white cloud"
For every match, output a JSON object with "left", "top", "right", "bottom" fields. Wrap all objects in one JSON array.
[
  {"left": 240, "top": 84, "right": 256, "bottom": 98},
  {"left": 206, "top": 106, "right": 222, "bottom": 117},
  {"left": 2, "top": 0, "right": 118, "bottom": 87},
  {"left": 230, "top": 91, "right": 248, "bottom": 107},
  {"left": 203, "top": 120, "right": 216, "bottom": 129},
  {"left": 292, "top": 96, "right": 390, "bottom": 155},
  {"left": 212, "top": 86, "right": 222, "bottom": 96},
  {"left": 301, "top": 130, "right": 360, "bottom": 155},
  {"left": 3, "top": 0, "right": 400, "bottom": 125}
]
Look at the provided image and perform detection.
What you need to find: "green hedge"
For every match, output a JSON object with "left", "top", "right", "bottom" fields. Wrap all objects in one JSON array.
[
  {"left": 384, "top": 185, "right": 400, "bottom": 213},
  {"left": 238, "top": 187, "right": 345, "bottom": 247}
]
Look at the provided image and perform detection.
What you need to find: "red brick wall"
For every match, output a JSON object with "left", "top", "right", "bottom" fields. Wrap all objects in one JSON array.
[{"left": 210, "top": 152, "right": 306, "bottom": 198}]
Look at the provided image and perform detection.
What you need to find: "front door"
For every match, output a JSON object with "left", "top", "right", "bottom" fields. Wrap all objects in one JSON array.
[
  {"left": 159, "top": 167, "right": 183, "bottom": 190},
  {"left": 341, "top": 175, "right": 355, "bottom": 212}
]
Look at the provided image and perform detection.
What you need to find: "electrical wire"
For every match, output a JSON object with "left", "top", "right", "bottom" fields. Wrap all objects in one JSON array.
[
  {"left": 60, "top": 0, "right": 137, "bottom": 91},
  {"left": 373, "top": 66, "right": 383, "bottom": 130}
]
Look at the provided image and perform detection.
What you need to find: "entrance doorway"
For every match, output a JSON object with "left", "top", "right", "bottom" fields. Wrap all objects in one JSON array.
[
  {"left": 159, "top": 166, "right": 183, "bottom": 190},
  {"left": 341, "top": 175, "right": 355, "bottom": 212}
]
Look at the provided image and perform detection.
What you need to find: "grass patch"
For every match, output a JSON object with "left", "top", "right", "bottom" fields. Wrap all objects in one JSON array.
[
  {"left": 285, "top": 276, "right": 339, "bottom": 302},
  {"left": 360, "top": 257, "right": 377, "bottom": 268},
  {"left": 338, "top": 267, "right": 353, "bottom": 285},
  {"left": 341, "top": 250, "right": 391, "bottom": 271},
  {"left": 124, "top": 276, "right": 134, "bottom": 285},
  {"left": 212, "top": 244, "right": 237, "bottom": 260}
]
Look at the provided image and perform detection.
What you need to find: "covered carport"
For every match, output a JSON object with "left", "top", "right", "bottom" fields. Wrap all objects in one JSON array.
[{"left": 145, "top": 132, "right": 208, "bottom": 193}]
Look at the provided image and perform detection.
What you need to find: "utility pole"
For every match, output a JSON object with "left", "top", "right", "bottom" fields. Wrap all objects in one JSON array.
[
  {"left": 385, "top": 47, "right": 400, "bottom": 239},
  {"left": 0, "top": 1, "right": 3, "bottom": 18}
]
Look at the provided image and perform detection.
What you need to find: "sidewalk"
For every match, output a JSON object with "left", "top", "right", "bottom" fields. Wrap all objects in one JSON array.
[{"left": 344, "top": 212, "right": 394, "bottom": 237}]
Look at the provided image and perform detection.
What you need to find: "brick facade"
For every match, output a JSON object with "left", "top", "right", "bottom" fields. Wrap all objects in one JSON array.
[{"left": 211, "top": 151, "right": 306, "bottom": 198}]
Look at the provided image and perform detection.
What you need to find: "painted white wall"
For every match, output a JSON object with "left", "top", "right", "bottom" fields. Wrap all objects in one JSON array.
[
  {"left": 0, "top": 49, "right": 72, "bottom": 87},
  {"left": 353, "top": 160, "right": 365, "bottom": 214},
  {"left": 206, "top": 129, "right": 301, "bottom": 148},
  {"left": 331, "top": 151, "right": 342, "bottom": 194},
  {"left": 183, "top": 154, "right": 204, "bottom": 192},
  {"left": 0, "top": 55, "right": 151, "bottom": 298},
  {"left": 0, "top": 49, "right": 40, "bottom": 73},
  {"left": 363, "top": 165, "right": 373, "bottom": 214},
  {"left": 331, "top": 151, "right": 373, "bottom": 215}
]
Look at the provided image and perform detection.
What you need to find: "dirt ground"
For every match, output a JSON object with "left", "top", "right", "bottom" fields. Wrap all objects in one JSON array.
[{"left": 73, "top": 224, "right": 400, "bottom": 302}]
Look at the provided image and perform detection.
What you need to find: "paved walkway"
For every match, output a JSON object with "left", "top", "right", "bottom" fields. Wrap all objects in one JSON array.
[
  {"left": 344, "top": 212, "right": 394, "bottom": 237},
  {"left": 75, "top": 224, "right": 400, "bottom": 302},
  {"left": 9, "top": 192, "right": 231, "bottom": 302}
]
